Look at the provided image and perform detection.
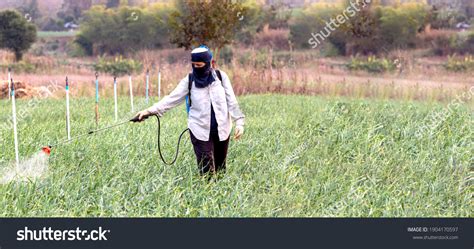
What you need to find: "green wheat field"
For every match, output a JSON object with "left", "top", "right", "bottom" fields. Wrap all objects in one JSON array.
[{"left": 0, "top": 95, "right": 472, "bottom": 217}]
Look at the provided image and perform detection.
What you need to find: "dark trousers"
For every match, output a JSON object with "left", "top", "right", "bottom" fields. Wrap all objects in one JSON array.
[{"left": 190, "top": 130, "right": 230, "bottom": 175}]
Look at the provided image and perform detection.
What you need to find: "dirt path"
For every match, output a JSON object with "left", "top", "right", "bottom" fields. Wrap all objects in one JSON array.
[
  {"left": 7, "top": 68, "right": 474, "bottom": 100},
  {"left": 317, "top": 73, "right": 473, "bottom": 90}
]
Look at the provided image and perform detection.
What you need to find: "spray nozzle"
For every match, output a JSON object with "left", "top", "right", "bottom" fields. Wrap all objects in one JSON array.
[{"left": 42, "top": 146, "right": 52, "bottom": 156}]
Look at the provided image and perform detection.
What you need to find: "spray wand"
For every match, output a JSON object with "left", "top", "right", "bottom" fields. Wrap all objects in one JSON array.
[
  {"left": 41, "top": 115, "right": 188, "bottom": 165},
  {"left": 42, "top": 118, "right": 136, "bottom": 155}
]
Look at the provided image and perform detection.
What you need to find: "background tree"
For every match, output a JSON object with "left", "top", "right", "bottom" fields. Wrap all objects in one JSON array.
[
  {"left": 0, "top": 10, "right": 37, "bottom": 61},
  {"left": 57, "top": 0, "right": 93, "bottom": 24},
  {"left": 168, "top": 0, "right": 246, "bottom": 59},
  {"left": 289, "top": 4, "right": 344, "bottom": 50},
  {"left": 17, "top": 0, "right": 41, "bottom": 24},
  {"left": 93, "top": 56, "right": 143, "bottom": 76},
  {"left": 235, "top": 0, "right": 266, "bottom": 46},
  {"left": 265, "top": 2, "right": 292, "bottom": 29},
  {"left": 289, "top": 2, "right": 429, "bottom": 55},
  {"left": 76, "top": 5, "right": 171, "bottom": 56}
]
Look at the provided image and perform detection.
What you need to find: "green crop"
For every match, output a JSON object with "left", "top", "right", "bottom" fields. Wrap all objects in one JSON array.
[{"left": 0, "top": 95, "right": 472, "bottom": 217}]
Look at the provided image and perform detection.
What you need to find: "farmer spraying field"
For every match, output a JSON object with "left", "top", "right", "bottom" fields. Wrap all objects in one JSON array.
[{"left": 134, "top": 46, "right": 245, "bottom": 175}]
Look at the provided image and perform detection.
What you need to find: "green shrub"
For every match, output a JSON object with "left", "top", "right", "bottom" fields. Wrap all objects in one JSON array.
[
  {"left": 218, "top": 46, "right": 234, "bottom": 65},
  {"left": 290, "top": 3, "right": 428, "bottom": 55},
  {"left": 254, "top": 29, "right": 290, "bottom": 50},
  {"left": 235, "top": 1, "right": 294, "bottom": 46},
  {"left": 289, "top": 13, "right": 314, "bottom": 49},
  {"left": 68, "top": 36, "right": 91, "bottom": 57},
  {"left": 235, "top": 1, "right": 266, "bottom": 46},
  {"left": 431, "top": 31, "right": 474, "bottom": 56},
  {"left": 458, "top": 32, "right": 474, "bottom": 54},
  {"left": 0, "top": 61, "right": 36, "bottom": 73},
  {"left": 346, "top": 4, "right": 428, "bottom": 54},
  {"left": 77, "top": 4, "right": 172, "bottom": 56},
  {"left": 40, "top": 17, "right": 65, "bottom": 31},
  {"left": 444, "top": 55, "right": 474, "bottom": 72},
  {"left": 93, "top": 56, "right": 143, "bottom": 76},
  {"left": 289, "top": 4, "right": 344, "bottom": 50},
  {"left": 378, "top": 5, "right": 427, "bottom": 50},
  {"left": 343, "top": 6, "right": 382, "bottom": 55},
  {"left": 236, "top": 49, "right": 296, "bottom": 68},
  {"left": 265, "top": 2, "right": 293, "bottom": 29},
  {"left": 320, "top": 42, "right": 342, "bottom": 57},
  {"left": 271, "top": 51, "right": 293, "bottom": 68},
  {"left": 237, "top": 49, "right": 269, "bottom": 68},
  {"left": 347, "top": 56, "right": 397, "bottom": 73},
  {"left": 430, "top": 7, "right": 465, "bottom": 29}
]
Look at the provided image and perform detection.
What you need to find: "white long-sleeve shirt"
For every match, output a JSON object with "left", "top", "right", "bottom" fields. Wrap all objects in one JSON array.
[{"left": 147, "top": 69, "right": 245, "bottom": 141}]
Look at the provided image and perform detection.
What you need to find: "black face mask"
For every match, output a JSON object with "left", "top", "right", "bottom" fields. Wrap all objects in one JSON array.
[
  {"left": 192, "top": 62, "right": 215, "bottom": 88},
  {"left": 192, "top": 62, "right": 210, "bottom": 77}
]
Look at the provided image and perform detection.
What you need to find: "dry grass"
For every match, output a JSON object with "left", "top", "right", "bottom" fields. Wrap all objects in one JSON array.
[{"left": 1, "top": 49, "right": 473, "bottom": 103}]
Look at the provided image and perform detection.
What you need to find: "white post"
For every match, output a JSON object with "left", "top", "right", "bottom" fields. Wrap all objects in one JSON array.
[
  {"left": 158, "top": 69, "right": 161, "bottom": 100},
  {"left": 114, "top": 76, "right": 118, "bottom": 122},
  {"left": 7, "top": 68, "right": 11, "bottom": 100},
  {"left": 11, "top": 78, "right": 19, "bottom": 167},
  {"left": 95, "top": 73, "right": 99, "bottom": 128},
  {"left": 65, "top": 77, "right": 71, "bottom": 140},
  {"left": 146, "top": 69, "right": 149, "bottom": 104},
  {"left": 129, "top": 74, "right": 134, "bottom": 112}
]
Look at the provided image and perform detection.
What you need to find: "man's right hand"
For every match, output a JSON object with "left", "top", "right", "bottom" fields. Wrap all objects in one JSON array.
[{"left": 132, "top": 110, "right": 152, "bottom": 122}]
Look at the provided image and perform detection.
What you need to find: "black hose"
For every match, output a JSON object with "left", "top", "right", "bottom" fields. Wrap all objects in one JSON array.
[
  {"left": 155, "top": 115, "right": 189, "bottom": 165},
  {"left": 45, "top": 115, "right": 189, "bottom": 165}
]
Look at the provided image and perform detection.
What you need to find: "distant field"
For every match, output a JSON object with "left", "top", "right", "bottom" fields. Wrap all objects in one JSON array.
[
  {"left": 37, "top": 31, "right": 77, "bottom": 38},
  {"left": 0, "top": 95, "right": 472, "bottom": 217}
]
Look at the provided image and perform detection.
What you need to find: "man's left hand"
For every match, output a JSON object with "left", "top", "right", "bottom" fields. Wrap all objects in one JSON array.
[{"left": 234, "top": 125, "right": 244, "bottom": 140}]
